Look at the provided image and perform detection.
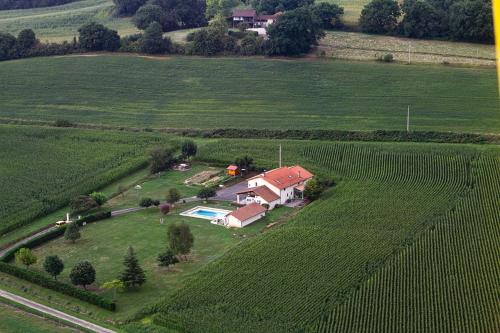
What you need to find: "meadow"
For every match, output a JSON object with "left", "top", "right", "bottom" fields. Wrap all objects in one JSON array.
[
  {"left": 140, "top": 138, "right": 500, "bottom": 333},
  {"left": 0, "top": 0, "right": 137, "bottom": 42},
  {"left": 1, "top": 56, "right": 498, "bottom": 134},
  {"left": 0, "top": 125, "right": 172, "bottom": 236}
]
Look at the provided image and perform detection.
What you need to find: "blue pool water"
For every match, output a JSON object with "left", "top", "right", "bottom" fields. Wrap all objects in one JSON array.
[{"left": 192, "top": 209, "right": 226, "bottom": 218}]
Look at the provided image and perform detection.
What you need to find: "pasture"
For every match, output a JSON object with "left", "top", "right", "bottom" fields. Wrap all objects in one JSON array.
[
  {"left": 0, "top": 125, "right": 171, "bottom": 236},
  {"left": 0, "top": 56, "right": 498, "bottom": 134},
  {"left": 142, "top": 138, "right": 500, "bottom": 333},
  {"left": 0, "top": 0, "right": 137, "bottom": 42},
  {"left": 319, "top": 31, "right": 496, "bottom": 66}
]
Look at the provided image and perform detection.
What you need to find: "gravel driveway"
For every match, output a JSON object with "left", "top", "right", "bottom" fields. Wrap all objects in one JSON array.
[{"left": 214, "top": 180, "right": 249, "bottom": 202}]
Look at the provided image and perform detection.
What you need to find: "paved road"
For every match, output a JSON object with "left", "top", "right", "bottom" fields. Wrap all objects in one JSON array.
[
  {"left": 0, "top": 289, "right": 116, "bottom": 333},
  {"left": 0, "top": 226, "right": 57, "bottom": 259},
  {"left": 214, "top": 181, "right": 248, "bottom": 201}
]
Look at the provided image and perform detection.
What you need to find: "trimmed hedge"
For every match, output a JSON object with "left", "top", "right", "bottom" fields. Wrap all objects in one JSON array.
[
  {"left": 76, "top": 211, "right": 112, "bottom": 226},
  {"left": 0, "top": 261, "right": 116, "bottom": 311}
]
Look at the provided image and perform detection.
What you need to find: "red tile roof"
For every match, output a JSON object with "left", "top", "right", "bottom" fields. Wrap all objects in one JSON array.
[
  {"left": 236, "top": 186, "right": 280, "bottom": 203},
  {"left": 227, "top": 203, "right": 266, "bottom": 222},
  {"left": 227, "top": 165, "right": 239, "bottom": 171},
  {"left": 232, "top": 9, "right": 256, "bottom": 18},
  {"left": 250, "top": 166, "right": 313, "bottom": 190}
]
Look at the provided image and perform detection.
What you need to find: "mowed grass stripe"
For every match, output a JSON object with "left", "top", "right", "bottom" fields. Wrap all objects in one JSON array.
[{"left": 0, "top": 56, "right": 498, "bottom": 133}]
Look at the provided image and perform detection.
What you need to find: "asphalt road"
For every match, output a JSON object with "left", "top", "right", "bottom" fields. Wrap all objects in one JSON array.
[{"left": 0, "top": 289, "right": 116, "bottom": 333}]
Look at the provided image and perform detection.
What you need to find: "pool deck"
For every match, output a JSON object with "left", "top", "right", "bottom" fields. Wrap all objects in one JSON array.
[{"left": 180, "top": 206, "right": 233, "bottom": 220}]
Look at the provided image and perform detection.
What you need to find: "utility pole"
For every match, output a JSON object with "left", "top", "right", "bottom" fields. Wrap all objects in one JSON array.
[
  {"left": 279, "top": 144, "right": 282, "bottom": 168},
  {"left": 408, "top": 42, "right": 411, "bottom": 64},
  {"left": 407, "top": 105, "right": 410, "bottom": 133}
]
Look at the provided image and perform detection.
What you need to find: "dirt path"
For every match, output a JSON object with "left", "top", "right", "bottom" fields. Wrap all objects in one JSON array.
[{"left": 0, "top": 289, "right": 115, "bottom": 333}]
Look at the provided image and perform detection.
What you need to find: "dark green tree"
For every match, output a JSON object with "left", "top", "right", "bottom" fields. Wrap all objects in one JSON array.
[
  {"left": 113, "top": 0, "right": 147, "bottom": 16},
  {"left": 398, "top": 0, "right": 445, "bottom": 38},
  {"left": 149, "top": 0, "right": 207, "bottom": 29},
  {"left": 181, "top": 140, "right": 197, "bottom": 159},
  {"left": 119, "top": 246, "right": 146, "bottom": 289},
  {"left": 267, "top": 7, "right": 325, "bottom": 56},
  {"left": 448, "top": 0, "right": 493, "bottom": 43},
  {"left": 43, "top": 255, "right": 64, "bottom": 280},
  {"left": 167, "top": 223, "right": 194, "bottom": 258},
  {"left": 303, "top": 178, "right": 324, "bottom": 200},
  {"left": 157, "top": 248, "right": 179, "bottom": 268},
  {"left": 133, "top": 4, "right": 166, "bottom": 30},
  {"left": 64, "top": 222, "right": 81, "bottom": 243},
  {"left": 78, "top": 22, "right": 120, "bottom": 52},
  {"left": 251, "top": 0, "right": 314, "bottom": 14},
  {"left": 0, "top": 32, "right": 17, "bottom": 61},
  {"left": 311, "top": 3, "right": 344, "bottom": 29},
  {"left": 166, "top": 188, "right": 181, "bottom": 205},
  {"left": 359, "top": 0, "right": 401, "bottom": 34},
  {"left": 197, "top": 186, "right": 217, "bottom": 200},
  {"left": 140, "top": 22, "right": 171, "bottom": 54},
  {"left": 235, "top": 155, "right": 254, "bottom": 172},
  {"left": 149, "top": 147, "right": 175, "bottom": 174},
  {"left": 70, "top": 261, "right": 95, "bottom": 290},
  {"left": 17, "top": 29, "right": 37, "bottom": 50}
]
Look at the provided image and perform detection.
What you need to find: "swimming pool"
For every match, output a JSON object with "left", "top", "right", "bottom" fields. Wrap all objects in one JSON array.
[{"left": 180, "top": 206, "right": 232, "bottom": 220}]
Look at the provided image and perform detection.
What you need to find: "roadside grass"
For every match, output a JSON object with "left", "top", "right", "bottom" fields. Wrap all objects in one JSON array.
[
  {"left": 319, "top": 31, "right": 496, "bottom": 66},
  {"left": 0, "top": 56, "right": 497, "bottom": 134},
  {"left": 0, "top": 0, "right": 137, "bottom": 42},
  {"left": 0, "top": 300, "right": 82, "bottom": 333},
  {"left": 16, "top": 203, "right": 292, "bottom": 319}
]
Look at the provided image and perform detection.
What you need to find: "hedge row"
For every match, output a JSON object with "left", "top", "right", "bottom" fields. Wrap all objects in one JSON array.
[
  {"left": 0, "top": 261, "right": 116, "bottom": 311},
  {"left": 176, "top": 128, "right": 498, "bottom": 144}
]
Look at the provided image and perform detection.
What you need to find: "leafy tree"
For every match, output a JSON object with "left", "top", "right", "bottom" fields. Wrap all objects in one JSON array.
[
  {"left": 0, "top": 32, "right": 17, "bottom": 61},
  {"left": 159, "top": 203, "right": 171, "bottom": 214},
  {"left": 240, "top": 34, "right": 264, "bottom": 55},
  {"left": 448, "top": 0, "right": 493, "bottom": 43},
  {"left": 166, "top": 188, "right": 181, "bottom": 205},
  {"left": 206, "top": 0, "right": 239, "bottom": 18},
  {"left": 398, "top": 0, "right": 445, "bottom": 38},
  {"left": 235, "top": 155, "right": 254, "bottom": 172},
  {"left": 101, "top": 279, "right": 124, "bottom": 301},
  {"left": 89, "top": 192, "right": 107, "bottom": 205},
  {"left": 17, "top": 29, "right": 37, "bottom": 50},
  {"left": 71, "top": 195, "right": 98, "bottom": 214},
  {"left": 167, "top": 223, "right": 194, "bottom": 258},
  {"left": 181, "top": 140, "right": 197, "bottom": 159},
  {"left": 113, "top": 0, "right": 147, "bottom": 16},
  {"left": 120, "top": 246, "right": 146, "bottom": 289},
  {"left": 70, "top": 261, "right": 96, "bottom": 290},
  {"left": 133, "top": 4, "right": 166, "bottom": 30},
  {"left": 197, "top": 186, "right": 217, "bottom": 200},
  {"left": 267, "top": 7, "right": 325, "bottom": 56},
  {"left": 359, "top": 0, "right": 401, "bottom": 34},
  {"left": 64, "top": 222, "right": 81, "bottom": 243},
  {"left": 311, "top": 3, "right": 344, "bottom": 29},
  {"left": 303, "top": 178, "right": 324, "bottom": 200},
  {"left": 157, "top": 248, "right": 179, "bottom": 268},
  {"left": 140, "top": 22, "right": 171, "bottom": 54},
  {"left": 190, "top": 28, "right": 224, "bottom": 56},
  {"left": 251, "top": 0, "right": 314, "bottom": 14},
  {"left": 43, "top": 255, "right": 64, "bottom": 280},
  {"left": 149, "top": 147, "right": 175, "bottom": 174},
  {"left": 78, "top": 22, "right": 121, "bottom": 52},
  {"left": 15, "top": 248, "right": 37, "bottom": 268},
  {"left": 148, "top": 0, "right": 207, "bottom": 30}
]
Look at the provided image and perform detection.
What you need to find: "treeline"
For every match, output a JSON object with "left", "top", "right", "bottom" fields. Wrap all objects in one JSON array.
[
  {"left": 360, "top": 0, "right": 493, "bottom": 43},
  {"left": 0, "top": 0, "right": 78, "bottom": 10}
]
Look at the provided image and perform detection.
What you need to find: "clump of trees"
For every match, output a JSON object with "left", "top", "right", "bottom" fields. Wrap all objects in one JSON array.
[
  {"left": 78, "top": 22, "right": 121, "bottom": 52},
  {"left": 149, "top": 147, "right": 176, "bottom": 174},
  {"left": 251, "top": 0, "right": 314, "bottom": 14},
  {"left": 359, "top": 0, "right": 493, "bottom": 43}
]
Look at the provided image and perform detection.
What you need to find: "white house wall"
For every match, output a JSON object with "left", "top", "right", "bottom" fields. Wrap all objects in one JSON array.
[{"left": 225, "top": 213, "right": 266, "bottom": 228}]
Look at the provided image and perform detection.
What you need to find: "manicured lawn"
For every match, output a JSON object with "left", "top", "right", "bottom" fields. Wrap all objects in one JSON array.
[
  {"left": 0, "top": 301, "right": 80, "bottom": 333},
  {"left": 1, "top": 56, "right": 497, "bottom": 134},
  {"left": 23, "top": 202, "right": 292, "bottom": 319}
]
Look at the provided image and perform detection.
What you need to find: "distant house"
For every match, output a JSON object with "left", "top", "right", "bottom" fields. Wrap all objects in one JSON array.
[
  {"left": 225, "top": 202, "right": 267, "bottom": 228},
  {"left": 237, "top": 165, "right": 313, "bottom": 209},
  {"left": 226, "top": 165, "right": 239, "bottom": 176},
  {"left": 231, "top": 9, "right": 282, "bottom": 28}
]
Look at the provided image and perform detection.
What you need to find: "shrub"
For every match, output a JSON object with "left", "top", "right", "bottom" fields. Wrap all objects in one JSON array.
[
  {"left": 53, "top": 119, "right": 74, "bottom": 127},
  {"left": 197, "top": 187, "right": 217, "bottom": 200},
  {"left": 89, "top": 192, "right": 107, "bottom": 205},
  {"left": 140, "top": 197, "right": 154, "bottom": 207},
  {"left": 160, "top": 203, "right": 170, "bottom": 215},
  {"left": 378, "top": 53, "right": 394, "bottom": 62}
]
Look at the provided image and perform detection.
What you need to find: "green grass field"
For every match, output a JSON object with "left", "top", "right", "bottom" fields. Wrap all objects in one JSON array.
[
  {"left": 139, "top": 138, "right": 500, "bottom": 333},
  {"left": 0, "top": 301, "right": 80, "bottom": 333},
  {"left": 0, "top": 125, "right": 172, "bottom": 235},
  {"left": 0, "top": 0, "right": 137, "bottom": 42},
  {"left": 0, "top": 56, "right": 498, "bottom": 134}
]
